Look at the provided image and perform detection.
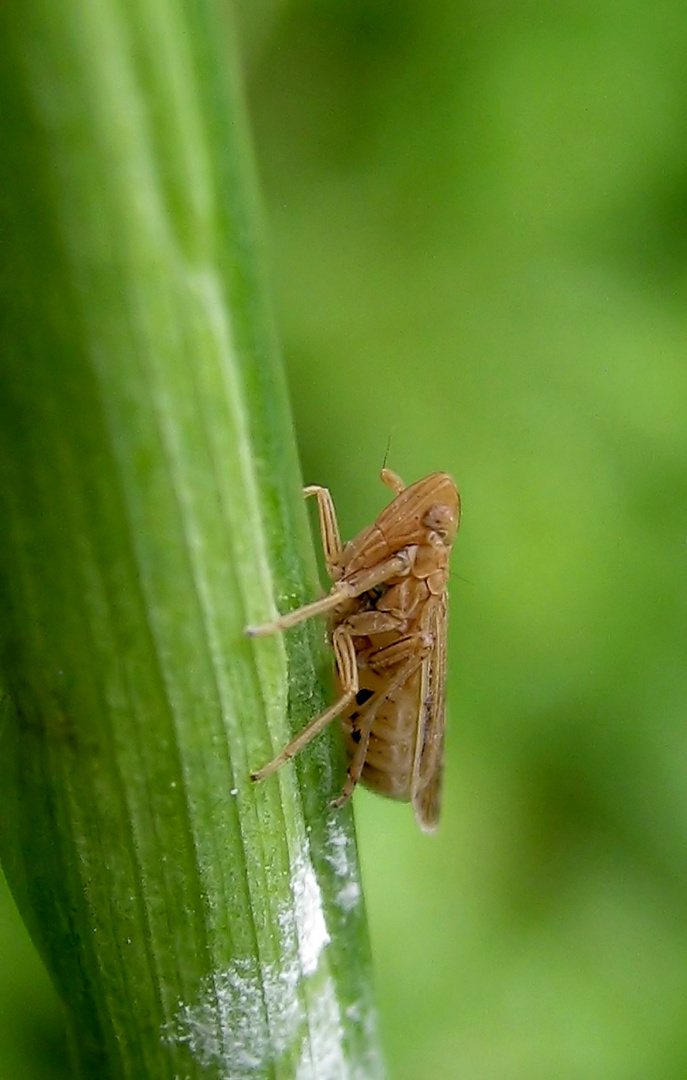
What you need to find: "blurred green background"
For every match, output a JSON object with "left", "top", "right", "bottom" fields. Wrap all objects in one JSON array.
[{"left": 3, "top": 1, "right": 687, "bottom": 1077}]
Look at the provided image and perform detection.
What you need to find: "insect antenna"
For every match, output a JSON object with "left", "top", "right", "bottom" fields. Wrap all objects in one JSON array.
[
  {"left": 381, "top": 432, "right": 394, "bottom": 472},
  {"left": 449, "top": 569, "right": 474, "bottom": 586}
]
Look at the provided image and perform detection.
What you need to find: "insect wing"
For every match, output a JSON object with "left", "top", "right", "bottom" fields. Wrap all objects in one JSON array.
[{"left": 411, "top": 591, "right": 448, "bottom": 832}]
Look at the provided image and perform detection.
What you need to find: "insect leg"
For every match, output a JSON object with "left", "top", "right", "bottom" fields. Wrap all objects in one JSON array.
[
  {"left": 245, "top": 550, "right": 412, "bottom": 637},
  {"left": 250, "top": 625, "right": 358, "bottom": 783},
  {"left": 342, "top": 610, "right": 406, "bottom": 636},
  {"left": 365, "top": 628, "right": 435, "bottom": 672},
  {"left": 332, "top": 637, "right": 431, "bottom": 808},
  {"left": 303, "top": 485, "right": 344, "bottom": 579}
]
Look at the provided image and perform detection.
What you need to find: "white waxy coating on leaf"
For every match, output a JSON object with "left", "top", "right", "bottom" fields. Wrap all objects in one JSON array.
[
  {"left": 163, "top": 845, "right": 342, "bottom": 1075},
  {"left": 163, "top": 959, "right": 301, "bottom": 1076},
  {"left": 324, "top": 817, "right": 363, "bottom": 913},
  {"left": 295, "top": 974, "right": 346, "bottom": 1080},
  {"left": 286, "top": 845, "right": 330, "bottom": 977}
]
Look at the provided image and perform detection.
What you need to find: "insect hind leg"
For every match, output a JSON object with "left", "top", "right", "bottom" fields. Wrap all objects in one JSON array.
[
  {"left": 332, "top": 641, "right": 429, "bottom": 809},
  {"left": 250, "top": 625, "right": 358, "bottom": 783}
]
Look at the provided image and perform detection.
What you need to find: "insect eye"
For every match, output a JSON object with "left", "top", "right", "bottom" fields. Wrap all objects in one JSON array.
[{"left": 423, "top": 503, "right": 456, "bottom": 541}]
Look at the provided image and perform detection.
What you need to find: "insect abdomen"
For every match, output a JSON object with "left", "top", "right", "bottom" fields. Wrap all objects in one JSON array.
[{"left": 340, "top": 671, "right": 421, "bottom": 801}]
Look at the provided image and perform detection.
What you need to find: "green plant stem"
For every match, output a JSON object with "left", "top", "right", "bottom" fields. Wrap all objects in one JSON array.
[{"left": 0, "top": 1, "right": 383, "bottom": 1076}]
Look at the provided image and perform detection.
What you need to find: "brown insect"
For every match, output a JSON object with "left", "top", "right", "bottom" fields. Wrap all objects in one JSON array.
[{"left": 246, "top": 469, "right": 460, "bottom": 832}]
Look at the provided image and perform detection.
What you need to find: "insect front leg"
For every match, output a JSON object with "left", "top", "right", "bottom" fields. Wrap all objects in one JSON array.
[
  {"left": 304, "top": 484, "right": 344, "bottom": 580},
  {"left": 250, "top": 625, "right": 358, "bottom": 783}
]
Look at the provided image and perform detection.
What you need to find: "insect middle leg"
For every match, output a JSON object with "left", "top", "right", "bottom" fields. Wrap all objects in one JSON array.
[{"left": 250, "top": 625, "right": 359, "bottom": 783}]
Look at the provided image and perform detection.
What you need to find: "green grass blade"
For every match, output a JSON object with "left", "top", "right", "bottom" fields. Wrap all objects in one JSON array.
[{"left": 0, "top": 1, "right": 383, "bottom": 1076}]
